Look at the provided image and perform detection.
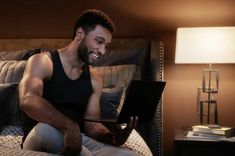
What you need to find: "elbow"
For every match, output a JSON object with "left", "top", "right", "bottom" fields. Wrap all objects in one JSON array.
[
  {"left": 19, "top": 95, "right": 33, "bottom": 112},
  {"left": 19, "top": 97, "right": 28, "bottom": 111}
]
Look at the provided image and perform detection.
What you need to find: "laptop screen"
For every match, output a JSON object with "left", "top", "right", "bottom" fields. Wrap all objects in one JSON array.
[{"left": 117, "top": 80, "right": 166, "bottom": 123}]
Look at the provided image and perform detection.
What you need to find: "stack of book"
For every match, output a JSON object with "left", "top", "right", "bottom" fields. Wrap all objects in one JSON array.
[{"left": 186, "top": 124, "right": 235, "bottom": 140}]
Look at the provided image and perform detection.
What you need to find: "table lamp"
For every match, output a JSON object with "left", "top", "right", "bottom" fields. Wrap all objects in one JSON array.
[{"left": 175, "top": 27, "right": 235, "bottom": 125}]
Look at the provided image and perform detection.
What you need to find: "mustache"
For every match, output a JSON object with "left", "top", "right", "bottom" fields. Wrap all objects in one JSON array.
[{"left": 88, "top": 50, "right": 102, "bottom": 57}]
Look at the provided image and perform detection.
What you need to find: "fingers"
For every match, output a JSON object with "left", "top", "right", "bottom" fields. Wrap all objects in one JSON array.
[
  {"left": 126, "top": 116, "right": 133, "bottom": 130},
  {"left": 133, "top": 116, "right": 138, "bottom": 128},
  {"left": 127, "top": 116, "right": 138, "bottom": 130}
]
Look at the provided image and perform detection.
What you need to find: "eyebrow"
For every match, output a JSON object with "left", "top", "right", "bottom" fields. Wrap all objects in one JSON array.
[{"left": 96, "top": 36, "right": 111, "bottom": 45}]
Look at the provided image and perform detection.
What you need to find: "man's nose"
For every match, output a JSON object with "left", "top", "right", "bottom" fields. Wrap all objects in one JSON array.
[{"left": 98, "top": 45, "right": 106, "bottom": 55}]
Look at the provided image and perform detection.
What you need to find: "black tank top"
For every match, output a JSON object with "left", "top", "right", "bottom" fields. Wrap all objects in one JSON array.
[
  {"left": 22, "top": 51, "right": 92, "bottom": 144},
  {"left": 43, "top": 51, "right": 92, "bottom": 128}
]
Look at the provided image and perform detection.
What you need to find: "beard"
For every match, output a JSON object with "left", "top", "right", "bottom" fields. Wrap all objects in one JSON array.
[
  {"left": 77, "top": 39, "right": 101, "bottom": 66},
  {"left": 77, "top": 39, "right": 90, "bottom": 65}
]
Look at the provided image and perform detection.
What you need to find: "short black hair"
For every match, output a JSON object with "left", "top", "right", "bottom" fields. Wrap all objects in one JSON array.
[{"left": 73, "top": 9, "right": 116, "bottom": 38}]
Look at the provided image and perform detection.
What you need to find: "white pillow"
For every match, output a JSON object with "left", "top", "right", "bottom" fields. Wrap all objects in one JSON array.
[{"left": 123, "top": 129, "right": 153, "bottom": 156}]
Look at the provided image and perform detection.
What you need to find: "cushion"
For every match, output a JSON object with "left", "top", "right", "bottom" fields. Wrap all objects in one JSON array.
[
  {"left": 95, "top": 64, "right": 136, "bottom": 88},
  {"left": 100, "top": 87, "right": 126, "bottom": 119},
  {"left": 94, "top": 39, "right": 150, "bottom": 80},
  {"left": 96, "top": 47, "right": 148, "bottom": 66},
  {"left": 0, "top": 48, "right": 41, "bottom": 61},
  {"left": 0, "top": 143, "right": 58, "bottom": 155},
  {"left": 0, "top": 125, "right": 23, "bottom": 149},
  {"left": 98, "top": 64, "right": 135, "bottom": 119},
  {"left": 0, "top": 83, "right": 18, "bottom": 131},
  {"left": 97, "top": 65, "right": 152, "bottom": 156},
  {"left": 123, "top": 129, "right": 153, "bottom": 156},
  {"left": 0, "top": 60, "right": 26, "bottom": 83},
  {"left": 0, "top": 135, "right": 23, "bottom": 149},
  {"left": 95, "top": 39, "right": 150, "bottom": 66},
  {"left": 4, "top": 87, "right": 22, "bottom": 126},
  {"left": 0, "top": 125, "right": 23, "bottom": 136}
]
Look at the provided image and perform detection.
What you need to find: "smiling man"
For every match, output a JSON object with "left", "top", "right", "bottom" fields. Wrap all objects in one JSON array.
[{"left": 19, "top": 9, "right": 138, "bottom": 156}]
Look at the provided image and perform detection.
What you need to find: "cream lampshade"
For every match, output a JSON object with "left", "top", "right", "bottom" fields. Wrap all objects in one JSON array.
[
  {"left": 175, "top": 27, "right": 235, "bottom": 64},
  {"left": 175, "top": 27, "right": 235, "bottom": 124}
]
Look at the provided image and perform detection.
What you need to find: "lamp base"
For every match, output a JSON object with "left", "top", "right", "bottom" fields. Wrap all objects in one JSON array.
[
  {"left": 198, "top": 98, "right": 218, "bottom": 125},
  {"left": 202, "top": 67, "right": 219, "bottom": 93},
  {"left": 197, "top": 64, "right": 219, "bottom": 125}
]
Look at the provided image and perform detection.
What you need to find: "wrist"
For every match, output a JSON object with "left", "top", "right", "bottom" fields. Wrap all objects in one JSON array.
[
  {"left": 64, "top": 120, "right": 78, "bottom": 133},
  {"left": 105, "top": 132, "right": 114, "bottom": 143}
]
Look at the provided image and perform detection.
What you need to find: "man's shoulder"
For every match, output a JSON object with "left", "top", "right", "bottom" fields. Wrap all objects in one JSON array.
[
  {"left": 28, "top": 52, "right": 52, "bottom": 64},
  {"left": 25, "top": 52, "right": 53, "bottom": 78},
  {"left": 89, "top": 66, "right": 103, "bottom": 87}
]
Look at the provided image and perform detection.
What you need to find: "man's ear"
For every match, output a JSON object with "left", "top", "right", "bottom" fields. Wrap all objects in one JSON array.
[{"left": 75, "top": 27, "right": 85, "bottom": 41}]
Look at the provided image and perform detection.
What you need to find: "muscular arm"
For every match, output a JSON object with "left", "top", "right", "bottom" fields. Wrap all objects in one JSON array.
[
  {"left": 19, "top": 53, "right": 82, "bottom": 152},
  {"left": 83, "top": 67, "right": 111, "bottom": 142},
  {"left": 84, "top": 67, "right": 138, "bottom": 146}
]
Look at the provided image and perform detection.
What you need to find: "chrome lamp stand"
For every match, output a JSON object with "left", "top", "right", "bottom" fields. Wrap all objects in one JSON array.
[{"left": 197, "top": 64, "right": 219, "bottom": 125}]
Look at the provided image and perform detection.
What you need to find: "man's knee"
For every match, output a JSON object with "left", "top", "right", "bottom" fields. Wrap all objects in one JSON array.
[
  {"left": 24, "top": 122, "right": 64, "bottom": 153},
  {"left": 34, "top": 123, "right": 60, "bottom": 137}
]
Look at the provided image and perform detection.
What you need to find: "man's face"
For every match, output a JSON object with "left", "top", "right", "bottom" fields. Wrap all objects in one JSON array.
[{"left": 78, "top": 25, "right": 112, "bottom": 65}]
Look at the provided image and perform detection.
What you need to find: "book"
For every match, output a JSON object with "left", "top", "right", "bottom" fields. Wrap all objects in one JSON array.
[
  {"left": 186, "top": 131, "right": 235, "bottom": 142},
  {"left": 192, "top": 125, "right": 235, "bottom": 138},
  {"left": 186, "top": 131, "right": 223, "bottom": 140}
]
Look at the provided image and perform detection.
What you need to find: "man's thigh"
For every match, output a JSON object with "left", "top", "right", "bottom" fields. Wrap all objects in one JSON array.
[
  {"left": 23, "top": 122, "right": 64, "bottom": 153},
  {"left": 23, "top": 123, "right": 138, "bottom": 156},
  {"left": 23, "top": 123, "right": 93, "bottom": 156},
  {"left": 82, "top": 134, "right": 139, "bottom": 156}
]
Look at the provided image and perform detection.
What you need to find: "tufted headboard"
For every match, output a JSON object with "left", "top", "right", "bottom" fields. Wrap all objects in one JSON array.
[{"left": 0, "top": 39, "right": 164, "bottom": 156}]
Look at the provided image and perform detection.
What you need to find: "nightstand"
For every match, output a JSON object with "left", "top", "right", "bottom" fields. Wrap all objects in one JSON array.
[{"left": 174, "top": 129, "right": 235, "bottom": 156}]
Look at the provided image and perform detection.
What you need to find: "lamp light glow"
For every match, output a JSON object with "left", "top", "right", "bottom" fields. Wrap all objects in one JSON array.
[
  {"left": 175, "top": 27, "right": 235, "bottom": 124},
  {"left": 175, "top": 27, "right": 235, "bottom": 64}
]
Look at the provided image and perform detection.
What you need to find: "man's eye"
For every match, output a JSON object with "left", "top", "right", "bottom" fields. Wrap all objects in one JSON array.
[{"left": 95, "top": 39, "right": 103, "bottom": 44}]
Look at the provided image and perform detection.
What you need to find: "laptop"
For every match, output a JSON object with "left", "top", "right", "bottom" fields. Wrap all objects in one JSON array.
[{"left": 84, "top": 80, "right": 166, "bottom": 124}]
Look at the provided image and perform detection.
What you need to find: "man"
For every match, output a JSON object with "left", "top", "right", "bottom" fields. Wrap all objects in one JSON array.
[{"left": 19, "top": 9, "right": 138, "bottom": 156}]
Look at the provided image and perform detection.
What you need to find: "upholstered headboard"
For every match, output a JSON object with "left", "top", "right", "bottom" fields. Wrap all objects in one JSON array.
[{"left": 0, "top": 39, "right": 164, "bottom": 156}]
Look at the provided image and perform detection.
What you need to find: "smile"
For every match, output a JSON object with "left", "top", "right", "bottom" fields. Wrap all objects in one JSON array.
[{"left": 88, "top": 52, "right": 101, "bottom": 64}]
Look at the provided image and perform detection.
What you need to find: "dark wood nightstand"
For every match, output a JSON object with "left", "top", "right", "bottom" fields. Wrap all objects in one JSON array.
[{"left": 174, "top": 129, "right": 235, "bottom": 156}]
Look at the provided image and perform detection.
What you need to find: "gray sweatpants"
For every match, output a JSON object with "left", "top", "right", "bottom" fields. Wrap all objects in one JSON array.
[{"left": 23, "top": 122, "right": 139, "bottom": 156}]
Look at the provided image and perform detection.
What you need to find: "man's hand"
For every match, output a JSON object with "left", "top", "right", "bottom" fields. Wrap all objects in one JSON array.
[
  {"left": 113, "top": 116, "right": 138, "bottom": 146},
  {"left": 59, "top": 122, "right": 82, "bottom": 155}
]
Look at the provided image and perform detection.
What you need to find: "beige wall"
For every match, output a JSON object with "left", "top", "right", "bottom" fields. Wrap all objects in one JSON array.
[
  {"left": 162, "top": 31, "right": 235, "bottom": 156},
  {"left": 1, "top": 1, "right": 235, "bottom": 156}
]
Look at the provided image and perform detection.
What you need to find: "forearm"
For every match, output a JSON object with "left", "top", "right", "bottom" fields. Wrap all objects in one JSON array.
[
  {"left": 84, "top": 122, "right": 115, "bottom": 144},
  {"left": 84, "top": 122, "right": 129, "bottom": 146},
  {"left": 20, "top": 95, "right": 76, "bottom": 132}
]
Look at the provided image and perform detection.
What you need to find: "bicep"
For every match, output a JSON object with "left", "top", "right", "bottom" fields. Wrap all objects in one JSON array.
[
  {"left": 84, "top": 69, "right": 103, "bottom": 118},
  {"left": 19, "top": 54, "right": 52, "bottom": 101},
  {"left": 84, "top": 91, "right": 101, "bottom": 117},
  {"left": 19, "top": 74, "right": 44, "bottom": 99}
]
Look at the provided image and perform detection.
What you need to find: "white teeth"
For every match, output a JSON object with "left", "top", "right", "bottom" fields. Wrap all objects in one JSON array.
[{"left": 92, "top": 53, "right": 98, "bottom": 58}]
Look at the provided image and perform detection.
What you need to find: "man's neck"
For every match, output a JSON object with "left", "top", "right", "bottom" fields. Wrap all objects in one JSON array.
[{"left": 58, "top": 42, "right": 84, "bottom": 69}]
